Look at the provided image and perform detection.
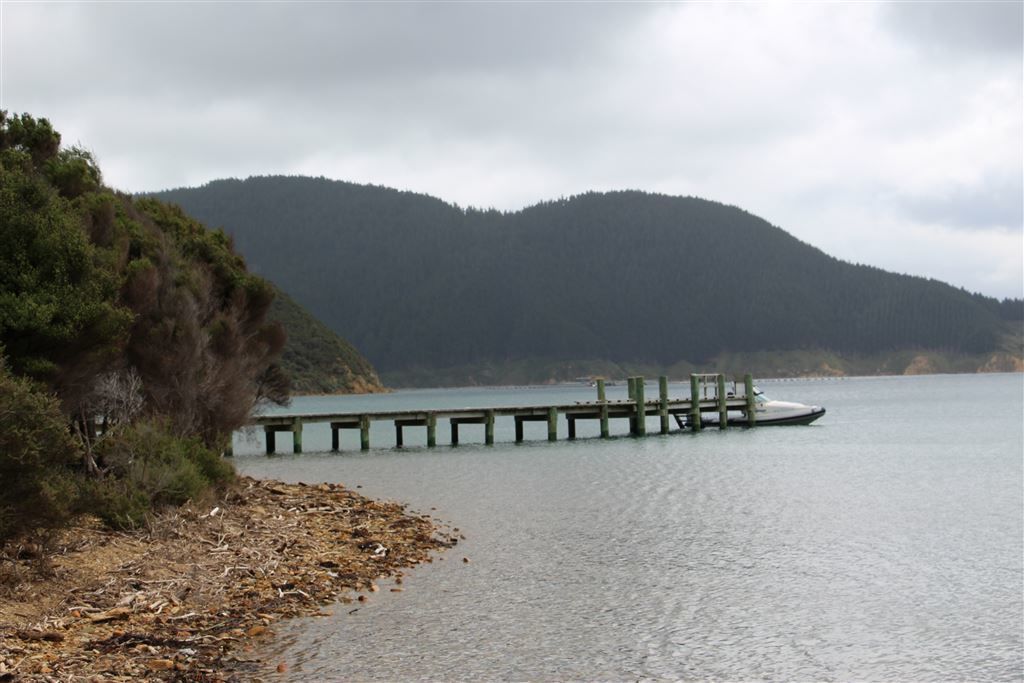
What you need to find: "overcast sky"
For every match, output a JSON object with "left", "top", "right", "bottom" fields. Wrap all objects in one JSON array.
[{"left": 2, "top": 1, "right": 1022, "bottom": 298}]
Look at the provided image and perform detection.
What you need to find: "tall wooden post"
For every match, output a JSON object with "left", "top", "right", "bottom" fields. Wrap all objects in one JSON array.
[
  {"left": 627, "top": 377, "right": 637, "bottom": 434},
  {"left": 547, "top": 407, "right": 558, "bottom": 441},
  {"left": 744, "top": 374, "right": 757, "bottom": 427},
  {"left": 485, "top": 410, "right": 495, "bottom": 445},
  {"left": 292, "top": 417, "right": 303, "bottom": 454},
  {"left": 689, "top": 374, "right": 702, "bottom": 432},
  {"left": 450, "top": 420, "right": 459, "bottom": 446},
  {"left": 567, "top": 416, "right": 577, "bottom": 440},
  {"left": 659, "top": 376, "right": 670, "bottom": 434},
  {"left": 634, "top": 377, "right": 646, "bottom": 436},
  {"left": 597, "top": 377, "right": 610, "bottom": 437},
  {"left": 265, "top": 427, "right": 276, "bottom": 455},
  {"left": 427, "top": 414, "right": 437, "bottom": 447},
  {"left": 717, "top": 374, "right": 728, "bottom": 429},
  {"left": 395, "top": 422, "right": 404, "bottom": 448},
  {"left": 331, "top": 425, "right": 340, "bottom": 452},
  {"left": 360, "top": 415, "right": 370, "bottom": 451},
  {"left": 515, "top": 416, "right": 525, "bottom": 443}
]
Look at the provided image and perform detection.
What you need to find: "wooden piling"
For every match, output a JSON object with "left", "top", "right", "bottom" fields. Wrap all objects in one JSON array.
[
  {"left": 717, "top": 374, "right": 728, "bottom": 429},
  {"left": 427, "top": 414, "right": 437, "bottom": 447},
  {"left": 547, "top": 406, "right": 558, "bottom": 441},
  {"left": 395, "top": 422, "right": 404, "bottom": 448},
  {"left": 485, "top": 410, "right": 495, "bottom": 445},
  {"left": 515, "top": 416, "right": 525, "bottom": 443},
  {"left": 292, "top": 417, "right": 303, "bottom": 454},
  {"left": 600, "top": 402, "right": 610, "bottom": 438},
  {"left": 331, "top": 425, "right": 340, "bottom": 451},
  {"left": 744, "top": 374, "right": 757, "bottom": 427},
  {"left": 689, "top": 374, "right": 702, "bottom": 432},
  {"left": 659, "top": 376, "right": 670, "bottom": 434},
  {"left": 627, "top": 377, "right": 637, "bottom": 434},
  {"left": 596, "top": 378, "right": 606, "bottom": 403},
  {"left": 634, "top": 377, "right": 646, "bottom": 436},
  {"left": 265, "top": 427, "right": 276, "bottom": 455},
  {"left": 567, "top": 416, "right": 577, "bottom": 440},
  {"left": 450, "top": 419, "right": 460, "bottom": 446},
  {"left": 360, "top": 415, "right": 370, "bottom": 451}
]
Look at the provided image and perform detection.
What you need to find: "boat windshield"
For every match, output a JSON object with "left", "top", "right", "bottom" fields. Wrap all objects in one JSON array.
[{"left": 753, "top": 388, "right": 771, "bottom": 403}]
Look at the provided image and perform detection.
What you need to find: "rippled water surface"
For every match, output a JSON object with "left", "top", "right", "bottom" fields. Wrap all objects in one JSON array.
[{"left": 236, "top": 374, "right": 1023, "bottom": 681}]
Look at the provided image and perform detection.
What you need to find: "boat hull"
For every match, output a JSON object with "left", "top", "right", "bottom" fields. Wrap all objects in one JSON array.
[{"left": 682, "top": 406, "right": 826, "bottom": 428}]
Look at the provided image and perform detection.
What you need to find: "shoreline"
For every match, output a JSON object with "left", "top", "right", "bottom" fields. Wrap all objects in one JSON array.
[{"left": 0, "top": 477, "right": 457, "bottom": 681}]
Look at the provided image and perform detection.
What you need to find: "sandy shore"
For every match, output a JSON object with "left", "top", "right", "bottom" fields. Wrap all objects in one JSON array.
[{"left": 0, "top": 477, "right": 458, "bottom": 681}]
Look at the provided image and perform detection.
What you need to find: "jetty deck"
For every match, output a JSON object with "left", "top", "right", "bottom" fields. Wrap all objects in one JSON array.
[{"left": 241, "top": 374, "right": 760, "bottom": 455}]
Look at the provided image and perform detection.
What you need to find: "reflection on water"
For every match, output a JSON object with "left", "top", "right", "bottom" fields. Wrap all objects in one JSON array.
[{"left": 237, "top": 374, "right": 1023, "bottom": 681}]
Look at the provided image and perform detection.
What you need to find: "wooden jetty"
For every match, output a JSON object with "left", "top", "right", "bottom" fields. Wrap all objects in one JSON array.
[{"left": 242, "top": 373, "right": 759, "bottom": 455}]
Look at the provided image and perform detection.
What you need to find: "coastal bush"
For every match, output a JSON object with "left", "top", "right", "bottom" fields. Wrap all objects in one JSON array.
[
  {"left": 86, "top": 420, "right": 235, "bottom": 529},
  {"left": 0, "top": 361, "right": 80, "bottom": 544}
]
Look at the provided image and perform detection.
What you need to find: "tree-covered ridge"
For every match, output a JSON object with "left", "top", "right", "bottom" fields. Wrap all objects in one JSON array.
[
  {"left": 151, "top": 176, "right": 1022, "bottom": 384},
  {"left": 269, "top": 287, "right": 383, "bottom": 394},
  {"left": 0, "top": 113, "right": 286, "bottom": 540}
]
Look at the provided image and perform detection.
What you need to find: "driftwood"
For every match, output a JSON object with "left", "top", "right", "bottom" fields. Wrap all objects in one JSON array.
[{"left": 0, "top": 476, "right": 458, "bottom": 681}]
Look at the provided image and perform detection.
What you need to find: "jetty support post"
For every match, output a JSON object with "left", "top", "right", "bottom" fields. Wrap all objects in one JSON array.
[
  {"left": 744, "top": 374, "right": 757, "bottom": 427},
  {"left": 291, "top": 417, "right": 303, "bottom": 454},
  {"left": 395, "top": 421, "right": 404, "bottom": 448},
  {"left": 547, "top": 406, "right": 558, "bottom": 441},
  {"left": 627, "top": 377, "right": 637, "bottom": 434},
  {"left": 596, "top": 377, "right": 610, "bottom": 438},
  {"left": 359, "top": 415, "right": 370, "bottom": 451},
  {"left": 567, "top": 415, "right": 576, "bottom": 440},
  {"left": 634, "top": 377, "right": 646, "bottom": 436},
  {"left": 659, "top": 376, "right": 670, "bottom": 434},
  {"left": 265, "top": 426, "right": 276, "bottom": 455},
  {"left": 331, "top": 424, "right": 340, "bottom": 451},
  {"left": 717, "top": 374, "right": 728, "bottom": 429},
  {"left": 450, "top": 419, "right": 460, "bottom": 447},
  {"left": 425, "top": 414, "right": 437, "bottom": 447},
  {"left": 485, "top": 410, "right": 495, "bottom": 445},
  {"left": 689, "top": 374, "right": 702, "bottom": 432},
  {"left": 514, "top": 416, "right": 525, "bottom": 443}
]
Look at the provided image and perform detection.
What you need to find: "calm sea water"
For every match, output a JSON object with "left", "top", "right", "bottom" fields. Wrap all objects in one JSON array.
[{"left": 235, "top": 374, "right": 1023, "bottom": 681}]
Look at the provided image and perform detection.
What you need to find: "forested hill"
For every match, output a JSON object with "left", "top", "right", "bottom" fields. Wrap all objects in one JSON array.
[
  {"left": 151, "top": 176, "right": 1022, "bottom": 384},
  {"left": 269, "top": 287, "right": 383, "bottom": 394}
]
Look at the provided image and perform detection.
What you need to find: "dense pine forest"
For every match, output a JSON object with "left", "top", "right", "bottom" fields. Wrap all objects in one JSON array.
[{"left": 152, "top": 176, "right": 1022, "bottom": 384}]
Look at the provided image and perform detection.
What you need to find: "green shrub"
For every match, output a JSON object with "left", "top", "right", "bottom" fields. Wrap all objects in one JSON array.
[
  {"left": 0, "top": 362, "right": 81, "bottom": 543},
  {"left": 86, "top": 420, "right": 235, "bottom": 529}
]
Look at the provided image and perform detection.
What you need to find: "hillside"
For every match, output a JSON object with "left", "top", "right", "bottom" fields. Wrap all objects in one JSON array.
[
  {"left": 269, "top": 287, "right": 384, "bottom": 394},
  {"left": 151, "top": 176, "right": 1023, "bottom": 385}
]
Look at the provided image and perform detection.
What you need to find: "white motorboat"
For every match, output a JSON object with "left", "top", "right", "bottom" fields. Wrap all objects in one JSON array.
[
  {"left": 675, "top": 386, "right": 826, "bottom": 427},
  {"left": 716, "top": 387, "right": 824, "bottom": 426}
]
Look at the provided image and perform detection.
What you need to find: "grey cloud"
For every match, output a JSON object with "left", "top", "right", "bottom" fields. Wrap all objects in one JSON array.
[
  {"left": 7, "top": 2, "right": 640, "bottom": 101},
  {"left": 883, "top": 2, "right": 1023, "bottom": 57},
  {"left": 894, "top": 173, "right": 1024, "bottom": 231}
]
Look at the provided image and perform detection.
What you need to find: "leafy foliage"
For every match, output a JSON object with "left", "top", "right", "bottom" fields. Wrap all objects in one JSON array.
[
  {"left": 152, "top": 177, "right": 1017, "bottom": 384},
  {"left": 0, "top": 361, "right": 80, "bottom": 542},
  {"left": 0, "top": 112, "right": 295, "bottom": 542},
  {"left": 84, "top": 420, "right": 234, "bottom": 530},
  {"left": 0, "top": 112, "right": 289, "bottom": 442}
]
